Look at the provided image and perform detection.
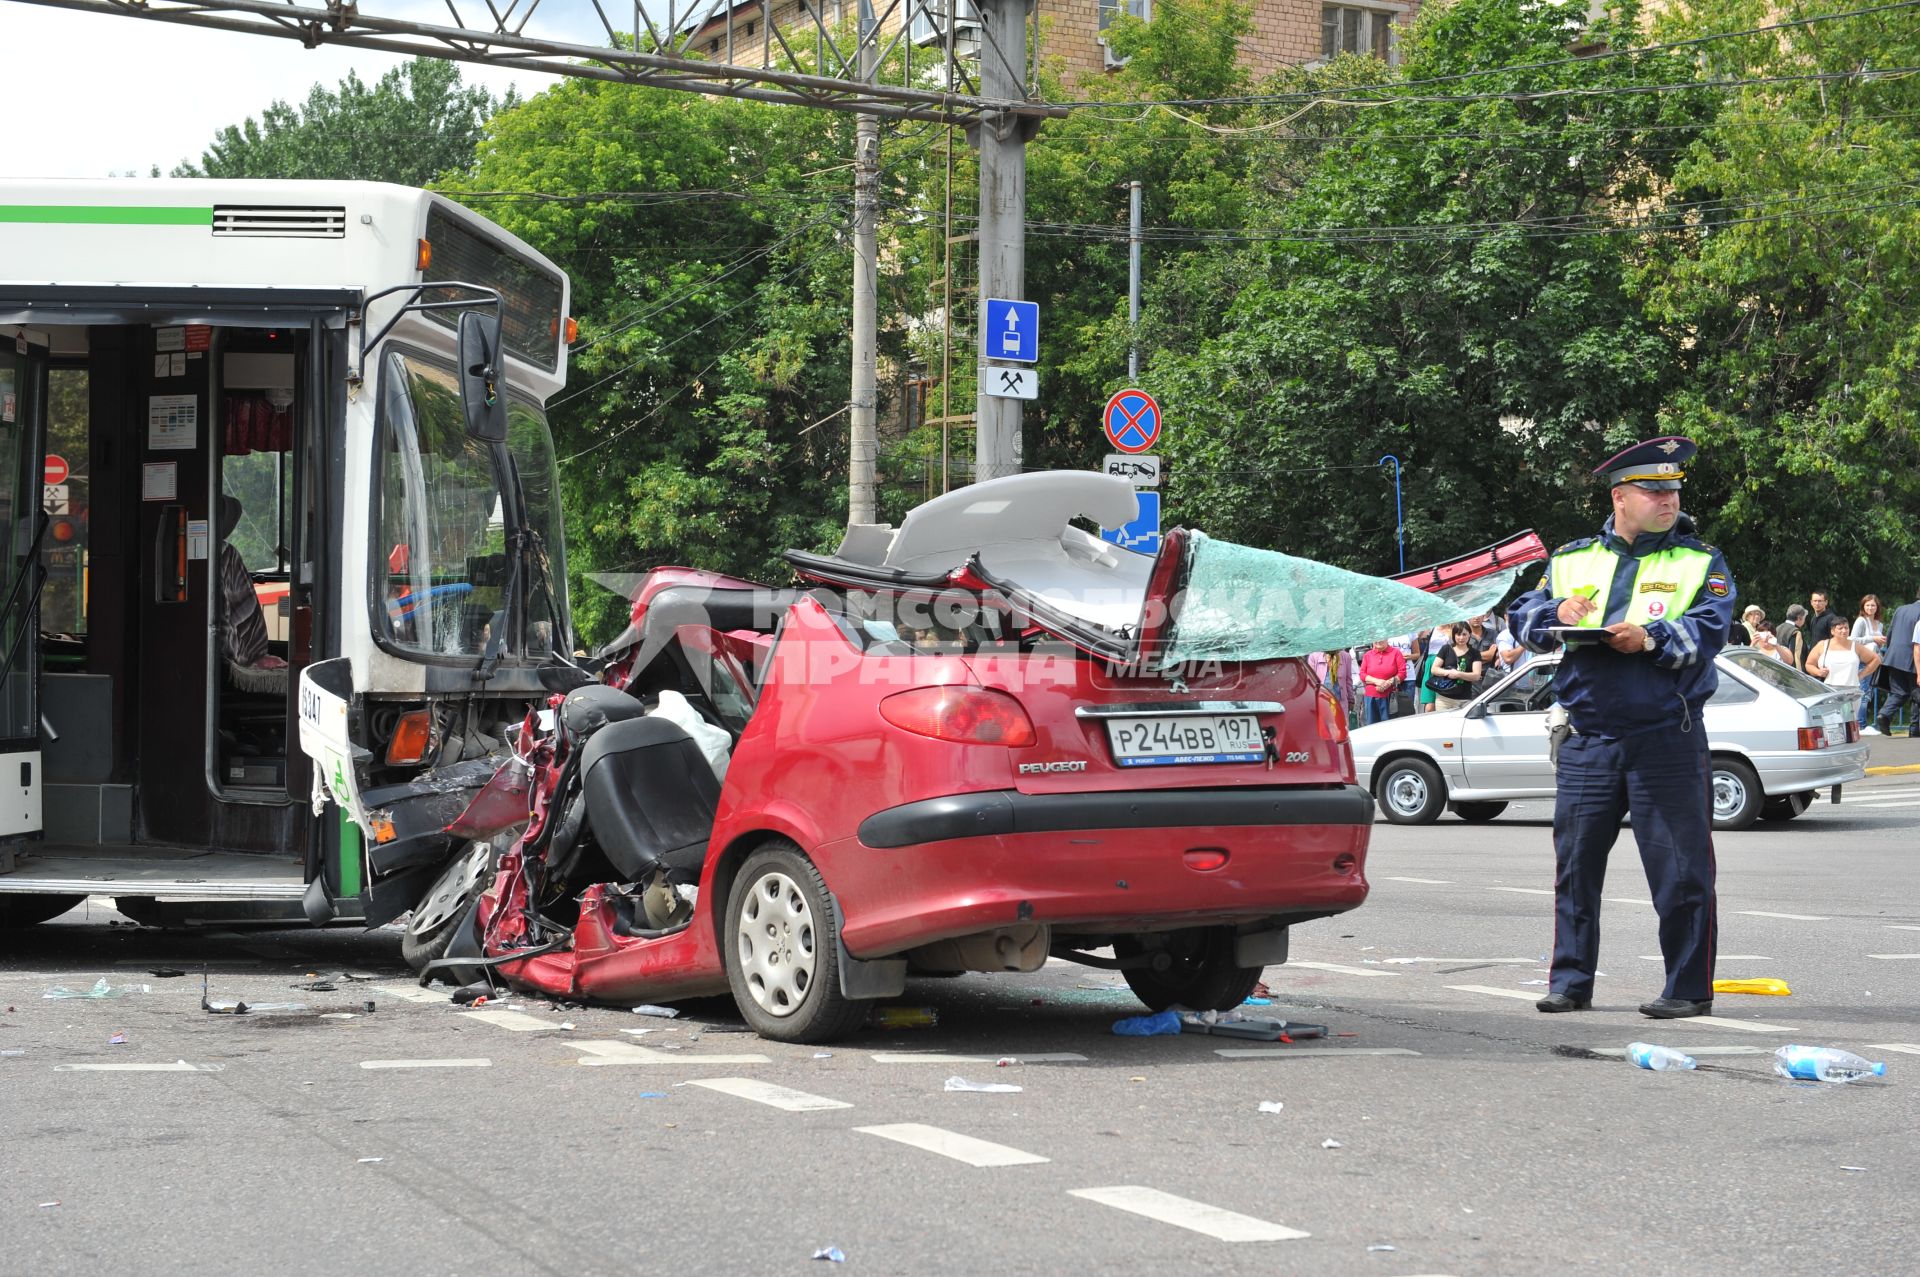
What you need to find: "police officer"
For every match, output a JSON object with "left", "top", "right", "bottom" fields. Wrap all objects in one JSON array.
[{"left": 1507, "top": 436, "right": 1736, "bottom": 1019}]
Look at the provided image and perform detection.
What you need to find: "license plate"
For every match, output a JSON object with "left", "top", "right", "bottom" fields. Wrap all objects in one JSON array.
[
  {"left": 1823, "top": 716, "right": 1843, "bottom": 747},
  {"left": 1104, "top": 713, "right": 1263, "bottom": 767}
]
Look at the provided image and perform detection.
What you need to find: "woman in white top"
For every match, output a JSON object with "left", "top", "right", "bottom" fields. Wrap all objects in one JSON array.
[
  {"left": 1807, "top": 616, "right": 1879, "bottom": 699},
  {"left": 1852, "top": 596, "right": 1887, "bottom": 732}
]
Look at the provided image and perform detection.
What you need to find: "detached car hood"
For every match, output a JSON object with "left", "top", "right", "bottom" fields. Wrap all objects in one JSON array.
[{"left": 785, "top": 472, "right": 1545, "bottom": 663}]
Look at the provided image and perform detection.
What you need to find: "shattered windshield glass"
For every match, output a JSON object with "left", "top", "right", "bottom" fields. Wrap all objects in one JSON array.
[{"left": 1161, "top": 533, "right": 1527, "bottom": 665}]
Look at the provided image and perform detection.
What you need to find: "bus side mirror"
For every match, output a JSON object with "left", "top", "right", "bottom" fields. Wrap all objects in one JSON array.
[{"left": 458, "top": 311, "right": 509, "bottom": 442}]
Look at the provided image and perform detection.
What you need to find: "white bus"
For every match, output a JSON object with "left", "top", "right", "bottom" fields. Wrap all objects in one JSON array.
[{"left": 0, "top": 179, "right": 573, "bottom": 936}]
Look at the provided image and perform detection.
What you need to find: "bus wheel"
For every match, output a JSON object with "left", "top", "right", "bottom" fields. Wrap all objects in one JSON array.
[
  {"left": 402, "top": 842, "right": 493, "bottom": 973},
  {"left": 0, "top": 893, "right": 85, "bottom": 928}
]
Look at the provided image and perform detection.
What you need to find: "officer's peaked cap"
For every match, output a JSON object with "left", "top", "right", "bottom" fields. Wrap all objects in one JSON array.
[{"left": 1595, "top": 435, "right": 1695, "bottom": 491}]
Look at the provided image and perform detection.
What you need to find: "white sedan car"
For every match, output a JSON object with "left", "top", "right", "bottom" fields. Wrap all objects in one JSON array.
[{"left": 1351, "top": 648, "right": 1869, "bottom": 830}]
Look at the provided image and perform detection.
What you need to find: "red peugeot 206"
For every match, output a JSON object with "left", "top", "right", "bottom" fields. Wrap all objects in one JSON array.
[{"left": 420, "top": 472, "right": 1537, "bottom": 1042}]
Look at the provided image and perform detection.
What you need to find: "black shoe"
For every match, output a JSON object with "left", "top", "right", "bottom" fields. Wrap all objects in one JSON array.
[
  {"left": 1535, "top": 992, "right": 1591, "bottom": 1013},
  {"left": 1639, "top": 997, "right": 1712, "bottom": 1019}
]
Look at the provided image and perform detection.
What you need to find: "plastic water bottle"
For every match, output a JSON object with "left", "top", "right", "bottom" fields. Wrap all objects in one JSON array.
[
  {"left": 1626, "top": 1042, "right": 1697, "bottom": 1071},
  {"left": 1773, "top": 1045, "right": 1887, "bottom": 1083}
]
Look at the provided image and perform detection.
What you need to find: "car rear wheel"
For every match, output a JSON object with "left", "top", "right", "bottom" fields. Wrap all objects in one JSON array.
[
  {"left": 1119, "top": 930, "right": 1264, "bottom": 1012},
  {"left": 0, "top": 893, "right": 84, "bottom": 928},
  {"left": 1450, "top": 801, "right": 1508, "bottom": 823},
  {"left": 1711, "top": 757, "right": 1764, "bottom": 831},
  {"left": 1375, "top": 757, "right": 1446, "bottom": 824},
  {"left": 724, "top": 842, "right": 868, "bottom": 1044},
  {"left": 1760, "top": 791, "right": 1813, "bottom": 822},
  {"left": 401, "top": 841, "right": 494, "bottom": 974}
]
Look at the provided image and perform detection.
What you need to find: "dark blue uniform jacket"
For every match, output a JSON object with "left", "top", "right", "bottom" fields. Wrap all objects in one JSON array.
[{"left": 1506, "top": 514, "right": 1737, "bottom": 740}]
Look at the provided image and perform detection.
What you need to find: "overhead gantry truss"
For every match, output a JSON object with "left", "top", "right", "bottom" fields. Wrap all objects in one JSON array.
[{"left": 5, "top": 0, "right": 1064, "bottom": 124}]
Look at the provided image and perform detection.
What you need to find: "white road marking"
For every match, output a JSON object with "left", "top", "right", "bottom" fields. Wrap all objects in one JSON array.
[
  {"left": 1286, "top": 961, "right": 1398, "bottom": 978},
  {"left": 1067, "top": 1187, "right": 1309, "bottom": 1242},
  {"left": 1736, "top": 911, "right": 1830, "bottom": 921},
  {"left": 869, "top": 1052, "right": 1087, "bottom": 1064},
  {"left": 1842, "top": 800, "right": 1920, "bottom": 811},
  {"left": 54, "top": 1060, "right": 220, "bottom": 1072},
  {"left": 1605, "top": 898, "right": 1654, "bottom": 907},
  {"left": 371, "top": 984, "right": 452, "bottom": 1005},
  {"left": 1382, "top": 876, "right": 1453, "bottom": 884},
  {"left": 688, "top": 1078, "right": 852, "bottom": 1111},
  {"left": 1216, "top": 1047, "right": 1422, "bottom": 1060},
  {"left": 1885, "top": 925, "right": 1920, "bottom": 931},
  {"left": 1447, "top": 984, "right": 1545, "bottom": 1001},
  {"left": 855, "top": 1123, "right": 1049, "bottom": 1167},
  {"left": 1837, "top": 794, "right": 1920, "bottom": 805},
  {"left": 1866, "top": 954, "right": 1920, "bottom": 960},
  {"left": 1641, "top": 955, "right": 1772, "bottom": 961},
  {"left": 1389, "top": 957, "right": 1538, "bottom": 965},
  {"left": 1487, "top": 887, "right": 1555, "bottom": 896},
  {"left": 1590, "top": 1045, "right": 1767, "bottom": 1058},
  {"left": 359, "top": 1059, "right": 492, "bottom": 1070},
  {"left": 1865, "top": 1043, "right": 1920, "bottom": 1055},
  {"left": 569, "top": 1040, "right": 770, "bottom": 1066},
  {"left": 1669, "top": 1015, "right": 1798, "bottom": 1034},
  {"left": 461, "top": 1009, "right": 563, "bottom": 1031}
]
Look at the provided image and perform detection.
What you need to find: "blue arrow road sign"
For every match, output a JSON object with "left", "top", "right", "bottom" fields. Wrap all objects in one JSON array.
[
  {"left": 1100, "top": 490, "right": 1161, "bottom": 554},
  {"left": 985, "top": 298, "right": 1039, "bottom": 363}
]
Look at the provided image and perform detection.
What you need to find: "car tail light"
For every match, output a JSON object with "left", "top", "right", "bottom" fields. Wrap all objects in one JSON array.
[
  {"left": 879, "top": 686, "right": 1036, "bottom": 747},
  {"left": 1317, "top": 690, "right": 1348, "bottom": 743},
  {"left": 1796, "top": 727, "right": 1825, "bottom": 751},
  {"left": 387, "top": 708, "right": 434, "bottom": 765},
  {"left": 1846, "top": 722, "right": 1860, "bottom": 743},
  {"left": 1183, "top": 848, "right": 1229, "bottom": 871}
]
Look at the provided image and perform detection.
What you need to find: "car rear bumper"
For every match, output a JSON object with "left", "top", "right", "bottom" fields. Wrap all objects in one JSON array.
[
  {"left": 1750, "top": 745, "right": 1870, "bottom": 794},
  {"left": 830, "top": 785, "right": 1374, "bottom": 956}
]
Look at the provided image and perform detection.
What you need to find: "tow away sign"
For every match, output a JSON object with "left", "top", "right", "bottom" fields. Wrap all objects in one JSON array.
[{"left": 1103, "top": 454, "right": 1160, "bottom": 487}]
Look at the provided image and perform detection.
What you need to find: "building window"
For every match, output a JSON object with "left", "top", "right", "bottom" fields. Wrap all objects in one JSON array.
[
  {"left": 1098, "top": 0, "right": 1150, "bottom": 32},
  {"left": 1321, "top": 5, "right": 1395, "bottom": 59}
]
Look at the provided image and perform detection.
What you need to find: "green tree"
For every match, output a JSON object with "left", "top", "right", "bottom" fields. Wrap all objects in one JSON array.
[
  {"left": 173, "top": 58, "right": 507, "bottom": 184},
  {"left": 441, "top": 69, "right": 941, "bottom": 643},
  {"left": 1635, "top": 0, "right": 1920, "bottom": 607}
]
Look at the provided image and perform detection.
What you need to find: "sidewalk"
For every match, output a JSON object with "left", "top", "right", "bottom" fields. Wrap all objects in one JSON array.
[{"left": 1864, "top": 732, "right": 1920, "bottom": 776}]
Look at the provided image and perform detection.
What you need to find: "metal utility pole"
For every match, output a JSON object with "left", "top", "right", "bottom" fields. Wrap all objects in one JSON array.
[
  {"left": 848, "top": 0, "right": 880, "bottom": 526},
  {"left": 1127, "top": 179, "right": 1142, "bottom": 381},
  {"left": 971, "top": 0, "right": 1033, "bottom": 483}
]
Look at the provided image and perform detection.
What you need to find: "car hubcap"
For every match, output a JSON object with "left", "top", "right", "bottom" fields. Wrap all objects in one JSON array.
[
  {"left": 1386, "top": 771, "right": 1428, "bottom": 816},
  {"left": 408, "top": 842, "right": 490, "bottom": 936},
  {"left": 1712, "top": 772, "right": 1746, "bottom": 819},
  {"left": 736, "top": 871, "right": 817, "bottom": 1018}
]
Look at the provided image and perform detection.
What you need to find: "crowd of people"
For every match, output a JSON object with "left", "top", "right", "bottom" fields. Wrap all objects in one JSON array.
[{"left": 1313, "top": 585, "right": 1920, "bottom": 738}]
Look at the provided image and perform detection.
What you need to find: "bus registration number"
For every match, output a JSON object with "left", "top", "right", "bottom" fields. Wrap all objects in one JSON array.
[{"left": 1104, "top": 714, "right": 1263, "bottom": 767}]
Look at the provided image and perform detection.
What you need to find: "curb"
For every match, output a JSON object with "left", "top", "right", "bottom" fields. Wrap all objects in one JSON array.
[{"left": 1863, "top": 763, "right": 1920, "bottom": 776}]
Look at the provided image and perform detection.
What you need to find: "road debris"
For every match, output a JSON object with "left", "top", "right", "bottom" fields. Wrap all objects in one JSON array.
[
  {"left": 631, "top": 1004, "right": 681, "bottom": 1018},
  {"left": 1322, "top": 1138, "right": 1344, "bottom": 1149},
  {"left": 1258, "top": 1101, "right": 1285, "bottom": 1113},
  {"left": 108, "top": 1032, "right": 126, "bottom": 1045},
  {"left": 946, "top": 1075, "right": 1022, "bottom": 1093},
  {"left": 1112, "top": 1009, "right": 1182, "bottom": 1036},
  {"left": 873, "top": 1006, "right": 937, "bottom": 1029},
  {"left": 1713, "top": 978, "right": 1791, "bottom": 996},
  {"left": 44, "top": 978, "right": 148, "bottom": 1000},
  {"left": 812, "top": 1247, "right": 847, "bottom": 1263}
]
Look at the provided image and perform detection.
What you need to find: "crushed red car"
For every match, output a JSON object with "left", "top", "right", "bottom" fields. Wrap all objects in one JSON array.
[{"left": 419, "top": 472, "right": 1539, "bottom": 1042}]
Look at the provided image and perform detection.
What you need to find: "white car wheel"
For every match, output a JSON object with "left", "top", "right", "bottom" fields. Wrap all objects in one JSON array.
[{"left": 1375, "top": 757, "right": 1445, "bottom": 824}]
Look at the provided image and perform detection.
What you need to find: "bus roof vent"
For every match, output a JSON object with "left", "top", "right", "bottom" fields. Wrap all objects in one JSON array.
[{"left": 212, "top": 205, "right": 348, "bottom": 238}]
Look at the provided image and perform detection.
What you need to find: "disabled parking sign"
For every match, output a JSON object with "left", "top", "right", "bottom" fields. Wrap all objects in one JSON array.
[
  {"left": 1101, "top": 490, "right": 1161, "bottom": 554},
  {"left": 1102, "top": 388, "right": 1161, "bottom": 454}
]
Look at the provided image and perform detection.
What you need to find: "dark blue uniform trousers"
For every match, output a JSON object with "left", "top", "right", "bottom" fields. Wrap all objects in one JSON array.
[{"left": 1550, "top": 728, "right": 1717, "bottom": 1002}]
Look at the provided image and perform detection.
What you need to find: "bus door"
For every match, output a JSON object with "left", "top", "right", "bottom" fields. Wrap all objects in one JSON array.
[{"left": 0, "top": 334, "right": 47, "bottom": 861}]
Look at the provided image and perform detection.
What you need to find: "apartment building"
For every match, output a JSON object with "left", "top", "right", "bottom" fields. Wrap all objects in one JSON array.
[{"left": 683, "top": 0, "right": 1417, "bottom": 88}]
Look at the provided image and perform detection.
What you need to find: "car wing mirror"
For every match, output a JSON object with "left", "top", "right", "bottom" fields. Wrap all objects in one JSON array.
[{"left": 458, "top": 310, "right": 510, "bottom": 442}]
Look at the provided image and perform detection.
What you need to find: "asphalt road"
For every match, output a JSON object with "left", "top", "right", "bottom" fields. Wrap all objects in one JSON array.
[{"left": 4, "top": 775, "right": 1917, "bottom": 1276}]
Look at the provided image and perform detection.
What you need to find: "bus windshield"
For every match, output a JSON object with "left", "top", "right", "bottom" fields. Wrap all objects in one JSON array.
[{"left": 375, "top": 351, "right": 568, "bottom": 663}]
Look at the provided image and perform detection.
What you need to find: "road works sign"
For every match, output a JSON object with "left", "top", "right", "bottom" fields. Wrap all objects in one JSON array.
[{"left": 982, "top": 364, "right": 1038, "bottom": 400}]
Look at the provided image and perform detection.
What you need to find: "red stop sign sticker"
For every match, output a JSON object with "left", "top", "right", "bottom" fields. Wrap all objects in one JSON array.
[{"left": 44, "top": 455, "right": 69, "bottom": 485}]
